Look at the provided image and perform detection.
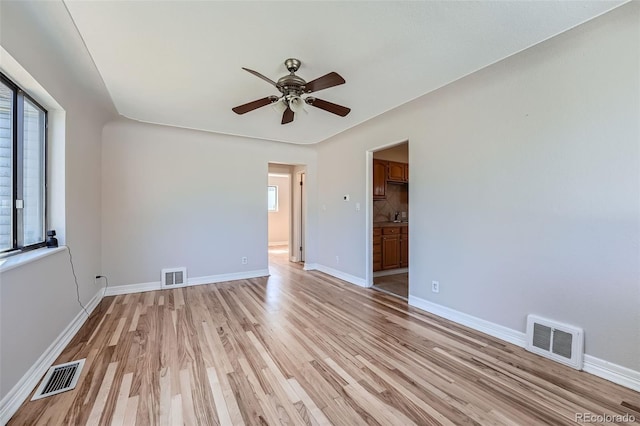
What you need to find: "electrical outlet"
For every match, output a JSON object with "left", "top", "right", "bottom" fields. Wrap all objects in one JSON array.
[
  {"left": 432, "top": 280, "right": 440, "bottom": 293},
  {"left": 336, "top": 256, "right": 340, "bottom": 264},
  {"left": 241, "top": 257, "right": 248, "bottom": 265},
  {"left": 355, "top": 202, "right": 360, "bottom": 211}
]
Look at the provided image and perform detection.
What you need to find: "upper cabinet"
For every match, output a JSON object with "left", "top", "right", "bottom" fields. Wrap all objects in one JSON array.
[
  {"left": 373, "top": 159, "right": 409, "bottom": 199},
  {"left": 373, "top": 159, "right": 387, "bottom": 199},
  {"left": 387, "top": 161, "right": 408, "bottom": 183}
]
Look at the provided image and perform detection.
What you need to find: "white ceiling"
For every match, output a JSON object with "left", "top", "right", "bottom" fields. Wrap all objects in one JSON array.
[{"left": 64, "top": 1, "right": 624, "bottom": 145}]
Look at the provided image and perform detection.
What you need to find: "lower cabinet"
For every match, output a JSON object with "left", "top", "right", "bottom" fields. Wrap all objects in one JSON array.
[
  {"left": 382, "top": 233, "right": 400, "bottom": 269},
  {"left": 400, "top": 227, "right": 408, "bottom": 268},
  {"left": 374, "top": 226, "right": 408, "bottom": 271},
  {"left": 373, "top": 227, "right": 382, "bottom": 271}
]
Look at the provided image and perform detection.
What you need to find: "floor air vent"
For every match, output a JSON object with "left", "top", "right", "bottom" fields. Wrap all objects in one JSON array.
[
  {"left": 161, "top": 267, "right": 187, "bottom": 288},
  {"left": 32, "top": 359, "right": 85, "bottom": 400},
  {"left": 526, "top": 315, "right": 583, "bottom": 370}
]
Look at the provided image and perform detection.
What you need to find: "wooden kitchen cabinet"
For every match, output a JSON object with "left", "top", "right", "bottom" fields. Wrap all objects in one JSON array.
[
  {"left": 373, "top": 159, "right": 387, "bottom": 199},
  {"left": 373, "top": 227, "right": 382, "bottom": 271},
  {"left": 400, "top": 227, "right": 408, "bottom": 268},
  {"left": 381, "top": 233, "right": 400, "bottom": 270},
  {"left": 374, "top": 226, "right": 408, "bottom": 271},
  {"left": 387, "top": 161, "right": 407, "bottom": 183}
]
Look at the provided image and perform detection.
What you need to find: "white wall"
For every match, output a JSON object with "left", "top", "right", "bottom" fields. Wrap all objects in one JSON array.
[
  {"left": 315, "top": 3, "right": 640, "bottom": 370},
  {"left": 101, "top": 120, "right": 316, "bottom": 287},
  {"left": 0, "top": 0, "right": 115, "bottom": 402},
  {"left": 268, "top": 174, "right": 291, "bottom": 245}
]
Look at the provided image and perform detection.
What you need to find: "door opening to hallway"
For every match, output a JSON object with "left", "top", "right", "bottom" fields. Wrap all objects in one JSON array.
[{"left": 267, "top": 163, "right": 306, "bottom": 268}]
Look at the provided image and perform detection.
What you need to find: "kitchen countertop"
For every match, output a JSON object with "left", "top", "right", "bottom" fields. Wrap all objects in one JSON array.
[{"left": 373, "top": 222, "right": 409, "bottom": 228}]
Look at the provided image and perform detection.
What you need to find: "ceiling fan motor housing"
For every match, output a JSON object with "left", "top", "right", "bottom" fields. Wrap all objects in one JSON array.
[{"left": 277, "top": 74, "right": 306, "bottom": 97}]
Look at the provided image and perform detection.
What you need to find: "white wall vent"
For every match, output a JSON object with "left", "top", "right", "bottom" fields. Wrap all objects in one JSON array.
[
  {"left": 32, "top": 359, "right": 86, "bottom": 400},
  {"left": 526, "top": 315, "right": 584, "bottom": 370},
  {"left": 161, "top": 267, "right": 187, "bottom": 288}
]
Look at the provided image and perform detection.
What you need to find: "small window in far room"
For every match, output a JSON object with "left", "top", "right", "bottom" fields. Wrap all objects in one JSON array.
[{"left": 267, "top": 185, "right": 278, "bottom": 212}]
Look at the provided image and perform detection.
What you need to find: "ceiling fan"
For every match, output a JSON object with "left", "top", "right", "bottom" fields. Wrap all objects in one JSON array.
[{"left": 232, "top": 58, "right": 351, "bottom": 125}]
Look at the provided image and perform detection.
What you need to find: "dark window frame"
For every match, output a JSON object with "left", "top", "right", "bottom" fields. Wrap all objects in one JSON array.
[{"left": 0, "top": 71, "right": 48, "bottom": 255}]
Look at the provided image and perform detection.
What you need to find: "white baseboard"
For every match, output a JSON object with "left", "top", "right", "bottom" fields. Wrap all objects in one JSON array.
[
  {"left": 188, "top": 270, "right": 270, "bottom": 286},
  {"left": 304, "top": 263, "right": 368, "bottom": 288},
  {"left": 0, "top": 289, "right": 103, "bottom": 425},
  {"left": 408, "top": 295, "right": 640, "bottom": 392},
  {"left": 408, "top": 295, "right": 526, "bottom": 347},
  {"left": 104, "top": 280, "right": 160, "bottom": 296},
  {"left": 373, "top": 268, "right": 408, "bottom": 278},
  {"left": 104, "top": 269, "right": 270, "bottom": 296},
  {"left": 303, "top": 262, "right": 318, "bottom": 271},
  {"left": 583, "top": 355, "right": 640, "bottom": 392},
  {"left": 268, "top": 241, "right": 289, "bottom": 247}
]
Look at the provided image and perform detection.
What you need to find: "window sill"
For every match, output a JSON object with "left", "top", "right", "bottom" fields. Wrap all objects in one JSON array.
[{"left": 0, "top": 246, "right": 66, "bottom": 274}]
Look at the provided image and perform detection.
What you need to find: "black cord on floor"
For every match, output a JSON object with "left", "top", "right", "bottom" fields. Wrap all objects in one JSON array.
[{"left": 66, "top": 246, "right": 90, "bottom": 317}]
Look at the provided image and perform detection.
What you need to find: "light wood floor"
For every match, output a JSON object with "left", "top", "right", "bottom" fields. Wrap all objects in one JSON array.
[
  {"left": 373, "top": 273, "right": 408, "bottom": 299},
  {"left": 10, "top": 248, "right": 640, "bottom": 425}
]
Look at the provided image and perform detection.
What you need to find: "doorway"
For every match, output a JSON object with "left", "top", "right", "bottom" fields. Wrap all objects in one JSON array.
[
  {"left": 368, "top": 141, "right": 409, "bottom": 299},
  {"left": 267, "top": 163, "right": 306, "bottom": 268}
]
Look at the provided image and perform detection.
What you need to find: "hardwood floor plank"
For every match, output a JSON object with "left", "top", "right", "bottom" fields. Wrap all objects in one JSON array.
[
  {"left": 128, "top": 304, "right": 141, "bottom": 332},
  {"left": 123, "top": 395, "right": 139, "bottom": 426},
  {"left": 158, "top": 368, "right": 172, "bottom": 426},
  {"left": 323, "top": 396, "right": 371, "bottom": 426},
  {"left": 87, "top": 361, "right": 118, "bottom": 425},
  {"left": 288, "top": 378, "right": 333, "bottom": 426},
  {"left": 227, "top": 371, "right": 268, "bottom": 426},
  {"left": 111, "top": 372, "right": 133, "bottom": 426},
  {"left": 109, "top": 317, "right": 127, "bottom": 347},
  {"left": 170, "top": 394, "right": 183, "bottom": 425},
  {"left": 207, "top": 366, "right": 235, "bottom": 426},
  {"left": 8, "top": 247, "right": 640, "bottom": 425},
  {"left": 179, "top": 368, "right": 199, "bottom": 426},
  {"left": 237, "top": 357, "right": 286, "bottom": 425}
]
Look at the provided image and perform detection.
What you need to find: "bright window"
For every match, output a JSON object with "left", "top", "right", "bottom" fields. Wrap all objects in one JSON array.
[
  {"left": 0, "top": 73, "right": 47, "bottom": 253},
  {"left": 267, "top": 185, "right": 278, "bottom": 212}
]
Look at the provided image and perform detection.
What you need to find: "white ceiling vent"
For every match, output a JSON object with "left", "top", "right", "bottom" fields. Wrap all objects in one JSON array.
[
  {"left": 526, "top": 315, "right": 584, "bottom": 370},
  {"left": 32, "top": 359, "right": 86, "bottom": 400},
  {"left": 161, "top": 267, "right": 187, "bottom": 288}
]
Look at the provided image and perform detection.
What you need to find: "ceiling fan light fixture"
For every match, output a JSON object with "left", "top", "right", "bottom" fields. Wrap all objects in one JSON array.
[
  {"left": 289, "top": 95, "right": 305, "bottom": 113},
  {"left": 271, "top": 97, "right": 287, "bottom": 113}
]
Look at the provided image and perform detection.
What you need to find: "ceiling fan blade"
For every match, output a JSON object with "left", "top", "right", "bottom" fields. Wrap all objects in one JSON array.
[
  {"left": 307, "top": 98, "right": 351, "bottom": 117},
  {"left": 282, "top": 106, "right": 294, "bottom": 124},
  {"left": 242, "top": 67, "right": 278, "bottom": 88},
  {"left": 304, "top": 72, "right": 346, "bottom": 93},
  {"left": 232, "top": 97, "right": 275, "bottom": 114}
]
